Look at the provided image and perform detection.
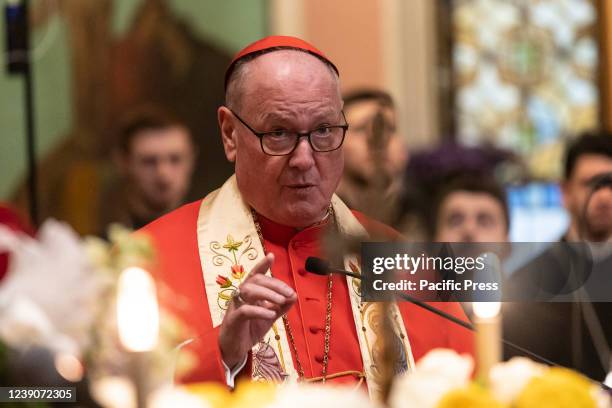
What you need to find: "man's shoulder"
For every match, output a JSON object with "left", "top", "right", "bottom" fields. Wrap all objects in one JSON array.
[
  {"left": 351, "top": 210, "right": 403, "bottom": 240},
  {"left": 140, "top": 199, "right": 203, "bottom": 238}
]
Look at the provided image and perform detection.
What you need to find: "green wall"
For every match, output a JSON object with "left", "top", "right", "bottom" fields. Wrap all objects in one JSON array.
[
  {"left": 0, "top": 12, "right": 72, "bottom": 199},
  {"left": 0, "top": 0, "right": 267, "bottom": 200}
]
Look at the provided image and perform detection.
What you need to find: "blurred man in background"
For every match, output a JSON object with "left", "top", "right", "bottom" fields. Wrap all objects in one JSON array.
[
  {"left": 100, "top": 107, "right": 197, "bottom": 232},
  {"left": 395, "top": 143, "right": 516, "bottom": 240},
  {"left": 561, "top": 132, "right": 612, "bottom": 242},
  {"left": 432, "top": 175, "right": 509, "bottom": 243},
  {"left": 429, "top": 174, "right": 509, "bottom": 315},
  {"left": 504, "top": 132, "right": 612, "bottom": 382},
  {"left": 336, "top": 90, "right": 408, "bottom": 219}
]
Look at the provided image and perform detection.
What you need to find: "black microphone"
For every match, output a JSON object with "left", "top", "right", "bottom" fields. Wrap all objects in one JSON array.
[
  {"left": 304, "top": 257, "right": 566, "bottom": 368},
  {"left": 305, "top": 256, "right": 360, "bottom": 279}
]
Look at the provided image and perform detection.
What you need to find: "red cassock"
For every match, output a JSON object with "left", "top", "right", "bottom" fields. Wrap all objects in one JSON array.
[{"left": 142, "top": 200, "right": 474, "bottom": 386}]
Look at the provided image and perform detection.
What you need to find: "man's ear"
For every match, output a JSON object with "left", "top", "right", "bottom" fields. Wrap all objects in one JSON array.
[
  {"left": 218, "top": 106, "right": 237, "bottom": 162},
  {"left": 560, "top": 179, "right": 571, "bottom": 211}
]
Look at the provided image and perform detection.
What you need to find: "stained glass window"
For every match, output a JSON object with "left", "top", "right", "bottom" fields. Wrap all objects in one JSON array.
[{"left": 452, "top": 0, "right": 599, "bottom": 178}]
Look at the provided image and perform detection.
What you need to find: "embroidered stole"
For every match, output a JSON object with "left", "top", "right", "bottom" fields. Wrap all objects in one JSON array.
[{"left": 196, "top": 175, "right": 414, "bottom": 400}]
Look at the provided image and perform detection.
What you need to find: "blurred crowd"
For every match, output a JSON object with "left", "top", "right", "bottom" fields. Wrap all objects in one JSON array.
[{"left": 4, "top": 87, "right": 611, "bottom": 246}]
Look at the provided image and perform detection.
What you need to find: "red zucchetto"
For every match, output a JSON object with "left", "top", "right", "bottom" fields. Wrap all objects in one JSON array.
[{"left": 224, "top": 35, "right": 339, "bottom": 89}]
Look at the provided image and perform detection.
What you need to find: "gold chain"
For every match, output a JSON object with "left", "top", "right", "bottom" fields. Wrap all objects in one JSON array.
[{"left": 251, "top": 207, "right": 333, "bottom": 382}]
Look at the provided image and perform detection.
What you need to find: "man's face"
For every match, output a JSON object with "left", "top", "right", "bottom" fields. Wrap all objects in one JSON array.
[
  {"left": 220, "top": 51, "right": 344, "bottom": 228},
  {"left": 123, "top": 126, "right": 195, "bottom": 212},
  {"left": 343, "top": 99, "right": 407, "bottom": 182},
  {"left": 435, "top": 191, "right": 508, "bottom": 243},
  {"left": 562, "top": 154, "right": 612, "bottom": 241}
]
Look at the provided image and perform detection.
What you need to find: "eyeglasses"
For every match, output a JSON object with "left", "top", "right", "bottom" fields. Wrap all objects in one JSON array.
[{"left": 228, "top": 108, "right": 349, "bottom": 156}]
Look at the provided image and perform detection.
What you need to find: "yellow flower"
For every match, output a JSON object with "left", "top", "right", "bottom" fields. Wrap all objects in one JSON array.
[
  {"left": 185, "top": 381, "right": 276, "bottom": 408},
  {"left": 223, "top": 235, "right": 243, "bottom": 252},
  {"left": 437, "top": 384, "right": 506, "bottom": 408},
  {"left": 232, "top": 380, "right": 277, "bottom": 408},
  {"left": 184, "top": 382, "right": 231, "bottom": 408},
  {"left": 516, "top": 367, "right": 596, "bottom": 408}
]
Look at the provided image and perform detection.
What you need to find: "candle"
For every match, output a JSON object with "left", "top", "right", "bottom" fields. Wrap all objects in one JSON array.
[
  {"left": 473, "top": 301, "right": 501, "bottom": 385},
  {"left": 116, "top": 267, "right": 159, "bottom": 408},
  {"left": 117, "top": 267, "right": 159, "bottom": 352}
]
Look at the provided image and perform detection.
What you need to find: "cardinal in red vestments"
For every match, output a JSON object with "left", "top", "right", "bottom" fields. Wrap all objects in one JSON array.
[{"left": 141, "top": 36, "right": 473, "bottom": 393}]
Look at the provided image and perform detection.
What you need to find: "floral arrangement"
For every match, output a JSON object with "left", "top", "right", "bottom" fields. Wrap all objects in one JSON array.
[
  {"left": 389, "top": 349, "right": 611, "bottom": 408},
  {"left": 0, "top": 219, "right": 105, "bottom": 358},
  {"left": 1, "top": 221, "right": 609, "bottom": 408},
  {"left": 150, "top": 380, "right": 374, "bottom": 408},
  {"left": 146, "top": 349, "right": 611, "bottom": 407},
  {"left": 0, "top": 220, "right": 195, "bottom": 402}
]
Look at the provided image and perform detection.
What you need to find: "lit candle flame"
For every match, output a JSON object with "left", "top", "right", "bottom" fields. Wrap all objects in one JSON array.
[
  {"left": 117, "top": 267, "right": 159, "bottom": 352},
  {"left": 54, "top": 353, "right": 84, "bottom": 383},
  {"left": 473, "top": 301, "right": 501, "bottom": 319}
]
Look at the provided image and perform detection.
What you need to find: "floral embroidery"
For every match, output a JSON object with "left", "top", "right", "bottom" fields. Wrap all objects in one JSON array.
[
  {"left": 223, "top": 235, "right": 243, "bottom": 252},
  {"left": 216, "top": 275, "right": 232, "bottom": 288},
  {"left": 231, "top": 264, "right": 245, "bottom": 280},
  {"left": 210, "top": 234, "right": 258, "bottom": 310},
  {"left": 210, "top": 234, "right": 258, "bottom": 267}
]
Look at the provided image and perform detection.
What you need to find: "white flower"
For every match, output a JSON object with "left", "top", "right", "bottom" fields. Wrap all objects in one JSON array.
[
  {"left": 0, "top": 220, "right": 107, "bottom": 355},
  {"left": 268, "top": 383, "right": 374, "bottom": 408},
  {"left": 489, "top": 357, "right": 546, "bottom": 404},
  {"left": 0, "top": 295, "right": 78, "bottom": 355},
  {"left": 415, "top": 348, "right": 474, "bottom": 381},
  {"left": 389, "top": 348, "right": 474, "bottom": 408},
  {"left": 593, "top": 387, "right": 611, "bottom": 408},
  {"left": 149, "top": 385, "right": 212, "bottom": 408}
]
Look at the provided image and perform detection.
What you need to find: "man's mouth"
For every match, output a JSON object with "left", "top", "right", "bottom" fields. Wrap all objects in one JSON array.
[{"left": 286, "top": 184, "right": 316, "bottom": 188}]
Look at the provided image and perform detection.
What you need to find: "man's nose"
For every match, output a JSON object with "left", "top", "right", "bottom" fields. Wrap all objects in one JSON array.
[
  {"left": 288, "top": 138, "right": 315, "bottom": 170},
  {"left": 156, "top": 160, "right": 175, "bottom": 180},
  {"left": 459, "top": 220, "right": 478, "bottom": 242}
]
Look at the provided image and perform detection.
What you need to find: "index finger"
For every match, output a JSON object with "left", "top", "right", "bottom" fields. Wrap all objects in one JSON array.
[{"left": 250, "top": 252, "right": 274, "bottom": 277}]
